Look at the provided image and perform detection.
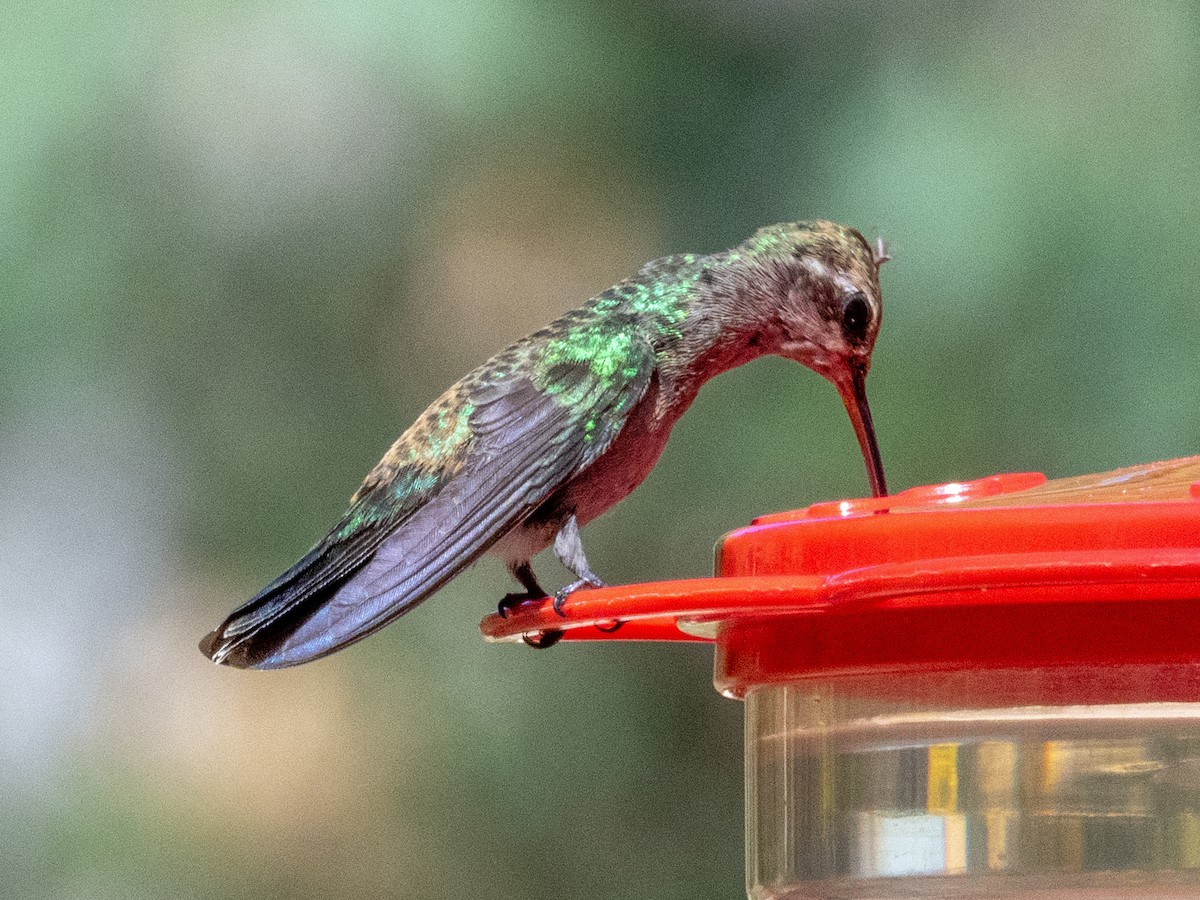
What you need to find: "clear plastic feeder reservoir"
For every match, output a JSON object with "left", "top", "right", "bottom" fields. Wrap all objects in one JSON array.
[{"left": 482, "top": 457, "right": 1200, "bottom": 899}]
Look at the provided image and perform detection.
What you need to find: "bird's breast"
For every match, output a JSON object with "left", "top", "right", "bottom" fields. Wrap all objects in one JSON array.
[{"left": 558, "top": 384, "right": 678, "bottom": 527}]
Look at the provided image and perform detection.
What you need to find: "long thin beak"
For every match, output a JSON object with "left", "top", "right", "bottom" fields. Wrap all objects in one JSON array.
[{"left": 836, "top": 363, "right": 888, "bottom": 498}]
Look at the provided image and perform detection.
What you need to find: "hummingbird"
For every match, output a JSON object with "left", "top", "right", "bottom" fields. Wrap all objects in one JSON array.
[{"left": 200, "top": 221, "right": 889, "bottom": 668}]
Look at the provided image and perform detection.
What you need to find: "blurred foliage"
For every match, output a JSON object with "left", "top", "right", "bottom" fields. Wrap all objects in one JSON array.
[{"left": 3, "top": 0, "right": 1200, "bottom": 898}]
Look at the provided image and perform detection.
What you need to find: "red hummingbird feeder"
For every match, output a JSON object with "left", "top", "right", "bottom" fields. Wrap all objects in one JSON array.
[{"left": 482, "top": 456, "right": 1200, "bottom": 899}]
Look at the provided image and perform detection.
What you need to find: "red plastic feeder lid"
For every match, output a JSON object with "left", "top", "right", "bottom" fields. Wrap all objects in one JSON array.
[{"left": 480, "top": 456, "right": 1200, "bottom": 697}]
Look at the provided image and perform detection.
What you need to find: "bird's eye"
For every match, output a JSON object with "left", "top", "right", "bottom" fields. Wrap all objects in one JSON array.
[{"left": 841, "top": 292, "right": 871, "bottom": 342}]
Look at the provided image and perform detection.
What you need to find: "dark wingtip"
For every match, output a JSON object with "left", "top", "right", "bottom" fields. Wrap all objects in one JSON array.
[
  {"left": 197, "top": 569, "right": 365, "bottom": 670},
  {"left": 198, "top": 629, "right": 220, "bottom": 660},
  {"left": 198, "top": 627, "right": 259, "bottom": 669},
  {"left": 196, "top": 537, "right": 369, "bottom": 671}
]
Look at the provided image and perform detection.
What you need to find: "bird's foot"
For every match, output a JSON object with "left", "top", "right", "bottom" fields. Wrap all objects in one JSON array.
[
  {"left": 552, "top": 577, "right": 606, "bottom": 617},
  {"left": 497, "top": 591, "right": 547, "bottom": 619},
  {"left": 502, "top": 569, "right": 605, "bottom": 647}
]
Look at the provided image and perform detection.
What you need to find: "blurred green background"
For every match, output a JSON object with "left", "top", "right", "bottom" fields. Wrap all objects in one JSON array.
[{"left": 4, "top": 0, "right": 1200, "bottom": 897}]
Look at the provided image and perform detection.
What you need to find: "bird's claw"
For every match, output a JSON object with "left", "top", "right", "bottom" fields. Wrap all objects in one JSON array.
[
  {"left": 522, "top": 629, "right": 564, "bottom": 649},
  {"left": 552, "top": 577, "right": 606, "bottom": 618},
  {"left": 497, "top": 591, "right": 545, "bottom": 619}
]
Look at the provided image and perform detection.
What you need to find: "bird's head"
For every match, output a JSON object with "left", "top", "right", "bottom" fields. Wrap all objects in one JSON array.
[{"left": 734, "top": 221, "right": 890, "bottom": 497}]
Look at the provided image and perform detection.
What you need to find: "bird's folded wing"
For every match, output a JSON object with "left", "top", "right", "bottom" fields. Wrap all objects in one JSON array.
[{"left": 201, "top": 327, "right": 657, "bottom": 668}]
